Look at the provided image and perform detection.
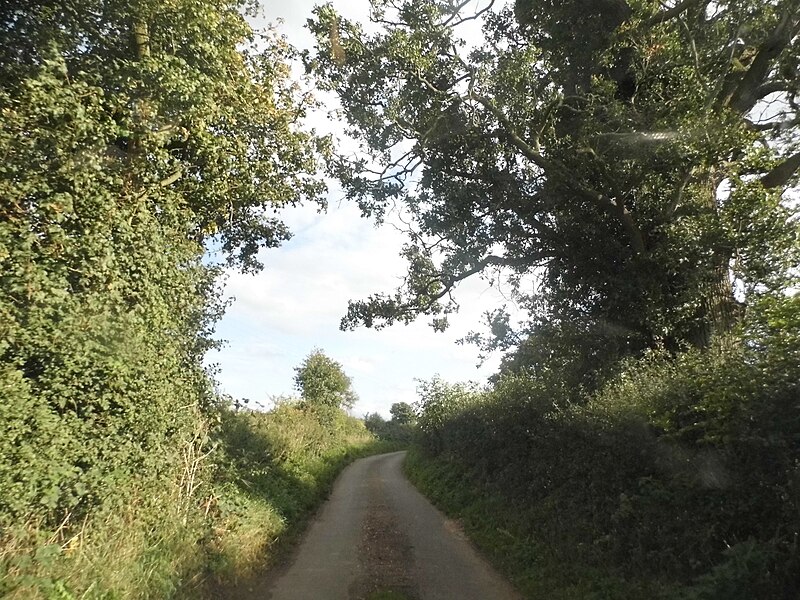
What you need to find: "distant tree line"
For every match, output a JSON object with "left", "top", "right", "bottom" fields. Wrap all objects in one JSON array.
[{"left": 364, "top": 402, "right": 417, "bottom": 443}]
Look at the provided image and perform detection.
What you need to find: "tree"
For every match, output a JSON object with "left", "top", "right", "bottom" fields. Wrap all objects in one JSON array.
[
  {"left": 0, "top": 0, "right": 325, "bottom": 525},
  {"left": 363, "top": 411, "right": 389, "bottom": 436},
  {"left": 308, "top": 0, "right": 799, "bottom": 369},
  {"left": 390, "top": 402, "right": 416, "bottom": 425},
  {"left": 2, "top": 0, "right": 327, "bottom": 271},
  {"left": 294, "top": 350, "right": 358, "bottom": 410}
]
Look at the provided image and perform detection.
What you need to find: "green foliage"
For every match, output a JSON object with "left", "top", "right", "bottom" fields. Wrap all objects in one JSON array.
[
  {"left": 405, "top": 449, "right": 663, "bottom": 600},
  {"left": 414, "top": 376, "right": 483, "bottom": 453},
  {"left": 311, "top": 0, "right": 799, "bottom": 363},
  {"left": 363, "top": 402, "right": 417, "bottom": 443},
  {"left": 207, "top": 402, "right": 375, "bottom": 585},
  {"left": 0, "top": 0, "right": 327, "bottom": 597},
  {"left": 0, "top": 399, "right": 378, "bottom": 599},
  {"left": 389, "top": 402, "right": 416, "bottom": 425},
  {"left": 294, "top": 349, "right": 358, "bottom": 411},
  {"left": 1, "top": 421, "right": 218, "bottom": 599},
  {"left": 408, "top": 294, "right": 800, "bottom": 599}
]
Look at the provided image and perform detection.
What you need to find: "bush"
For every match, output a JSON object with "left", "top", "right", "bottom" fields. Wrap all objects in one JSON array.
[
  {"left": 0, "top": 398, "right": 377, "bottom": 599},
  {"left": 409, "top": 294, "right": 800, "bottom": 598}
]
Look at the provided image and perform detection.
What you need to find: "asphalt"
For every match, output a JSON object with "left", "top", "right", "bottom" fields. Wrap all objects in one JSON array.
[{"left": 264, "top": 451, "right": 521, "bottom": 600}]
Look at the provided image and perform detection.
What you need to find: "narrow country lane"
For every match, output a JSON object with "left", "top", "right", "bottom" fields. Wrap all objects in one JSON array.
[{"left": 264, "top": 451, "right": 521, "bottom": 600}]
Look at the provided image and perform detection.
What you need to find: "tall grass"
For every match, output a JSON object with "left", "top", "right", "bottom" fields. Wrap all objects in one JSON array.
[{"left": 0, "top": 402, "right": 378, "bottom": 599}]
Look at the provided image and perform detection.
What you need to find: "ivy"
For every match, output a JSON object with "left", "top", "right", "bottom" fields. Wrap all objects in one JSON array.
[{"left": 0, "top": 0, "right": 325, "bottom": 530}]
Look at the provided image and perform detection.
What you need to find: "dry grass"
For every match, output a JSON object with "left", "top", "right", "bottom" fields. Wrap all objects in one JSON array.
[{"left": 0, "top": 405, "right": 379, "bottom": 599}]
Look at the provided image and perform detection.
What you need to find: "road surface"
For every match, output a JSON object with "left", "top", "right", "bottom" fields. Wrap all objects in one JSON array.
[{"left": 265, "top": 451, "right": 520, "bottom": 600}]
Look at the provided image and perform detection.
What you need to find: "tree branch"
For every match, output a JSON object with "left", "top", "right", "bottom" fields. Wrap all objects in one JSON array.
[
  {"left": 409, "top": 253, "right": 540, "bottom": 319},
  {"left": 746, "top": 114, "right": 800, "bottom": 132},
  {"left": 133, "top": 20, "right": 150, "bottom": 59},
  {"left": 665, "top": 168, "right": 694, "bottom": 218},
  {"left": 761, "top": 151, "right": 800, "bottom": 188},
  {"left": 159, "top": 169, "right": 183, "bottom": 188},
  {"left": 340, "top": 252, "right": 539, "bottom": 330},
  {"left": 645, "top": 0, "right": 705, "bottom": 27},
  {"left": 753, "top": 80, "right": 794, "bottom": 100},
  {"left": 728, "top": 10, "right": 798, "bottom": 114},
  {"left": 442, "top": 0, "right": 475, "bottom": 26},
  {"left": 472, "top": 94, "right": 646, "bottom": 254},
  {"left": 445, "top": 0, "right": 496, "bottom": 28},
  {"left": 442, "top": 254, "right": 531, "bottom": 288}
]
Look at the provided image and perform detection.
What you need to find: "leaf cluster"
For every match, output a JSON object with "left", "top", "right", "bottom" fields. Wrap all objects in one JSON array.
[
  {"left": 411, "top": 293, "right": 800, "bottom": 597},
  {"left": 310, "top": 0, "right": 800, "bottom": 367},
  {"left": 0, "top": 0, "right": 326, "bottom": 547}
]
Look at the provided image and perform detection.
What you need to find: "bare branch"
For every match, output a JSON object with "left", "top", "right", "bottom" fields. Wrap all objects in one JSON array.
[
  {"left": 446, "top": 0, "right": 496, "bottom": 28},
  {"left": 159, "top": 169, "right": 183, "bottom": 188},
  {"left": 666, "top": 168, "right": 694, "bottom": 218},
  {"left": 441, "top": 0, "right": 474, "bottom": 26},
  {"left": 746, "top": 115, "right": 800, "bottom": 132},
  {"left": 753, "top": 80, "right": 794, "bottom": 100}
]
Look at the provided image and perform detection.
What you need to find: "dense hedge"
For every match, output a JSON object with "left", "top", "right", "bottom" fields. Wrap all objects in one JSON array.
[
  {"left": 1, "top": 400, "right": 376, "bottom": 598},
  {"left": 411, "top": 295, "right": 800, "bottom": 599},
  {"left": 0, "top": 1, "right": 329, "bottom": 597}
]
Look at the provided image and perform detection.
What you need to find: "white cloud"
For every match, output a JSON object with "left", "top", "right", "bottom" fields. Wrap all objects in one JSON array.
[
  {"left": 340, "top": 354, "right": 378, "bottom": 374},
  {"left": 211, "top": 198, "right": 510, "bottom": 415},
  {"left": 224, "top": 201, "right": 409, "bottom": 335},
  {"left": 209, "top": 0, "right": 521, "bottom": 417}
]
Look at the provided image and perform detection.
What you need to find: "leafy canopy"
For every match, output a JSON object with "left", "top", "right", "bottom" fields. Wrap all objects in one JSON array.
[
  {"left": 308, "top": 0, "right": 799, "bottom": 367},
  {"left": 390, "top": 401, "right": 417, "bottom": 425},
  {"left": 0, "top": 0, "right": 325, "bottom": 526},
  {"left": 294, "top": 349, "right": 358, "bottom": 410}
]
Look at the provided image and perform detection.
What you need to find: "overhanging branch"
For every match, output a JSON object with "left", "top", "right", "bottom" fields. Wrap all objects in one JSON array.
[
  {"left": 341, "top": 252, "right": 540, "bottom": 330},
  {"left": 728, "top": 10, "right": 799, "bottom": 114},
  {"left": 761, "top": 151, "right": 800, "bottom": 188},
  {"left": 472, "top": 95, "right": 646, "bottom": 254},
  {"left": 645, "top": 0, "right": 705, "bottom": 27}
]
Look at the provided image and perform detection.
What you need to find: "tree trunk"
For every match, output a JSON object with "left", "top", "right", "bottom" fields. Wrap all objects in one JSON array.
[
  {"left": 687, "top": 175, "right": 741, "bottom": 347},
  {"left": 133, "top": 20, "right": 150, "bottom": 59},
  {"left": 689, "top": 262, "right": 739, "bottom": 347}
]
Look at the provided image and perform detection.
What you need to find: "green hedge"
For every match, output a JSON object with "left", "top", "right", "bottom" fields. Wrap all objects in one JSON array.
[
  {"left": 409, "top": 295, "right": 800, "bottom": 599},
  {"left": 1, "top": 401, "right": 378, "bottom": 599}
]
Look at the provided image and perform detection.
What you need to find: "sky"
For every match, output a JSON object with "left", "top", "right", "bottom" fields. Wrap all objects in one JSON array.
[{"left": 208, "top": 0, "right": 516, "bottom": 417}]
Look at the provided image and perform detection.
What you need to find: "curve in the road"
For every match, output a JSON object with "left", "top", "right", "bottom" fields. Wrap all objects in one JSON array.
[{"left": 265, "top": 451, "right": 521, "bottom": 600}]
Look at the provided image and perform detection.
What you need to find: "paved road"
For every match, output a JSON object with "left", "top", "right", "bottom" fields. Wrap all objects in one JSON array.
[{"left": 265, "top": 451, "right": 520, "bottom": 600}]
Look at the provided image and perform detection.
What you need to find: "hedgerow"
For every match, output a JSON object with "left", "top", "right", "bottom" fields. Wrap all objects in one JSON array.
[
  {"left": 409, "top": 294, "right": 800, "bottom": 599},
  {"left": 0, "top": 398, "right": 376, "bottom": 599},
  {"left": 0, "top": 0, "right": 335, "bottom": 596}
]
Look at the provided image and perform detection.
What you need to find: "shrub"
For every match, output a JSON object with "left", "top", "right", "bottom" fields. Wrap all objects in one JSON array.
[{"left": 409, "top": 294, "right": 800, "bottom": 598}]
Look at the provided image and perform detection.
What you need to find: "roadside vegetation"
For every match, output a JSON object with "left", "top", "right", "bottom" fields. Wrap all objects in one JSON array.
[
  {"left": 364, "top": 402, "right": 417, "bottom": 445},
  {"left": 406, "top": 295, "right": 800, "bottom": 598},
  {"left": 206, "top": 397, "right": 378, "bottom": 589},
  {"left": 0, "top": 1, "right": 375, "bottom": 597},
  {"left": 3, "top": 0, "right": 799, "bottom": 599},
  {"left": 1, "top": 345, "right": 377, "bottom": 599}
]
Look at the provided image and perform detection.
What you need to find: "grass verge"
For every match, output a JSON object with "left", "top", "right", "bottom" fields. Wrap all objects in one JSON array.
[{"left": 0, "top": 406, "right": 398, "bottom": 600}]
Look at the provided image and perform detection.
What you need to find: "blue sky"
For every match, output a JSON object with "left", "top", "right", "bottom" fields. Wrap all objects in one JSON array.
[{"left": 208, "top": 0, "right": 516, "bottom": 416}]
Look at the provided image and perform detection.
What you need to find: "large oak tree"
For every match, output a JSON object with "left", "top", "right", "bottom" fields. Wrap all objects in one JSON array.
[{"left": 309, "top": 0, "right": 799, "bottom": 372}]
